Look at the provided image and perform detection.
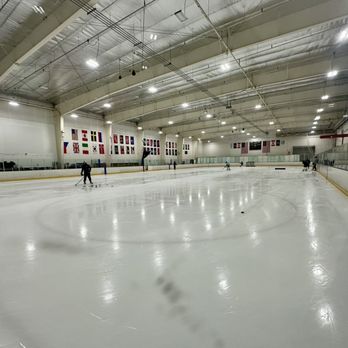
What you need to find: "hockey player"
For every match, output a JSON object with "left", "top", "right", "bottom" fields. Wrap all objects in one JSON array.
[{"left": 81, "top": 161, "right": 93, "bottom": 185}]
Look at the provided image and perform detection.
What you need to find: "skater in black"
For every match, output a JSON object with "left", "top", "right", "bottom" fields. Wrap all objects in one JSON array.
[
  {"left": 81, "top": 161, "right": 93, "bottom": 184},
  {"left": 173, "top": 161, "right": 177, "bottom": 170}
]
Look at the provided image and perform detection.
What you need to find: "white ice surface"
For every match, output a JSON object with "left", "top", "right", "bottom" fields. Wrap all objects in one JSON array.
[{"left": 0, "top": 167, "right": 348, "bottom": 348}]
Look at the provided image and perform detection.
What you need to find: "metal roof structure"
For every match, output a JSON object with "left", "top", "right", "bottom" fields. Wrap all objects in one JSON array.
[{"left": 1, "top": 0, "right": 348, "bottom": 139}]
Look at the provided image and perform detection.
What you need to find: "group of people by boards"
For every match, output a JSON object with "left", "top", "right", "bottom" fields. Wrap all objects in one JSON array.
[
  {"left": 302, "top": 157, "right": 318, "bottom": 171},
  {"left": 80, "top": 156, "right": 320, "bottom": 185},
  {"left": 224, "top": 161, "right": 244, "bottom": 170},
  {"left": 80, "top": 159, "right": 179, "bottom": 186}
]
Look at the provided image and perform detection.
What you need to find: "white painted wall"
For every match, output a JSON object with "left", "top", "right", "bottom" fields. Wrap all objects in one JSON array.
[
  {"left": 198, "top": 135, "right": 335, "bottom": 158},
  {"left": 336, "top": 121, "right": 348, "bottom": 146},
  {"left": 0, "top": 100, "right": 57, "bottom": 168}
]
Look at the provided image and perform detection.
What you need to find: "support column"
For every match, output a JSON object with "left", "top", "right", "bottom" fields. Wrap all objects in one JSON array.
[
  {"left": 105, "top": 123, "right": 112, "bottom": 167},
  {"left": 177, "top": 136, "right": 183, "bottom": 164},
  {"left": 160, "top": 133, "right": 166, "bottom": 165},
  {"left": 136, "top": 129, "right": 144, "bottom": 165},
  {"left": 54, "top": 111, "right": 64, "bottom": 169}
]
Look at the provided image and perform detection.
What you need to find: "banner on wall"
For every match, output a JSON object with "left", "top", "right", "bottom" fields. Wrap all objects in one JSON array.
[
  {"left": 241, "top": 142, "right": 248, "bottom": 154},
  {"left": 73, "top": 142, "right": 79, "bottom": 154},
  {"left": 262, "top": 140, "right": 270, "bottom": 153},
  {"left": 64, "top": 142, "right": 69, "bottom": 154},
  {"left": 82, "top": 130, "right": 88, "bottom": 142},
  {"left": 72, "top": 129, "right": 78, "bottom": 141}
]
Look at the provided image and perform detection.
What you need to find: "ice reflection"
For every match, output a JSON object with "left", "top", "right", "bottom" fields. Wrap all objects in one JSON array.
[
  {"left": 249, "top": 227, "right": 261, "bottom": 247},
  {"left": 112, "top": 214, "right": 118, "bottom": 230},
  {"left": 312, "top": 264, "right": 328, "bottom": 286},
  {"left": 306, "top": 200, "right": 316, "bottom": 236},
  {"left": 80, "top": 225, "right": 87, "bottom": 240},
  {"left": 102, "top": 278, "right": 116, "bottom": 305},
  {"left": 113, "top": 241, "right": 120, "bottom": 252},
  {"left": 183, "top": 230, "right": 191, "bottom": 249},
  {"left": 26, "top": 240, "right": 36, "bottom": 261},
  {"left": 160, "top": 201, "right": 165, "bottom": 212},
  {"left": 141, "top": 208, "right": 146, "bottom": 221},
  {"left": 310, "top": 239, "right": 319, "bottom": 251},
  {"left": 153, "top": 248, "right": 165, "bottom": 271},
  {"left": 169, "top": 213, "right": 175, "bottom": 225},
  {"left": 318, "top": 304, "right": 334, "bottom": 326},
  {"left": 217, "top": 270, "right": 231, "bottom": 295}
]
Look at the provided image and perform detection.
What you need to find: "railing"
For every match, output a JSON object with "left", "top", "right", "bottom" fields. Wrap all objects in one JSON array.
[
  {"left": 317, "top": 143, "right": 348, "bottom": 171},
  {"left": 0, "top": 154, "right": 57, "bottom": 171},
  {"left": 196, "top": 154, "right": 300, "bottom": 164}
]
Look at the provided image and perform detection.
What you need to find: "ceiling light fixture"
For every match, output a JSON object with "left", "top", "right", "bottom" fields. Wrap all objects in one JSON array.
[
  {"left": 32, "top": 5, "right": 45, "bottom": 15},
  {"left": 86, "top": 59, "right": 99, "bottom": 69},
  {"left": 328, "top": 103, "right": 335, "bottom": 108},
  {"left": 206, "top": 113, "right": 212, "bottom": 118},
  {"left": 255, "top": 104, "right": 262, "bottom": 110},
  {"left": 246, "top": 133, "right": 250, "bottom": 135},
  {"left": 220, "top": 135, "right": 224, "bottom": 138},
  {"left": 343, "top": 114, "right": 348, "bottom": 118},
  {"left": 277, "top": 129, "right": 281, "bottom": 132},
  {"left": 148, "top": 86, "right": 158, "bottom": 93},
  {"left": 269, "top": 121, "right": 274, "bottom": 125},
  {"left": 70, "top": 113, "right": 78, "bottom": 118},
  {"left": 182, "top": 102, "right": 189, "bottom": 108},
  {"left": 221, "top": 121, "right": 226, "bottom": 125},
  {"left": 201, "top": 131, "right": 205, "bottom": 134},
  {"left": 150, "top": 33, "right": 158, "bottom": 40},
  {"left": 9, "top": 101, "right": 19, "bottom": 106},
  {"left": 137, "top": 126, "right": 143, "bottom": 130},
  {"left": 220, "top": 63, "right": 230, "bottom": 72},
  {"left": 317, "top": 108, "right": 324, "bottom": 113},
  {"left": 338, "top": 28, "right": 348, "bottom": 42},
  {"left": 158, "top": 130, "right": 163, "bottom": 134},
  {"left": 314, "top": 116, "right": 321, "bottom": 120},
  {"left": 175, "top": 134, "right": 179, "bottom": 138},
  {"left": 174, "top": 10, "right": 188, "bottom": 22},
  {"left": 252, "top": 135, "right": 256, "bottom": 138},
  {"left": 327, "top": 70, "right": 338, "bottom": 78},
  {"left": 168, "top": 120, "right": 173, "bottom": 125},
  {"left": 103, "top": 103, "right": 111, "bottom": 108},
  {"left": 106, "top": 121, "right": 112, "bottom": 124},
  {"left": 321, "top": 95, "right": 329, "bottom": 100},
  {"left": 232, "top": 126, "right": 237, "bottom": 130},
  {"left": 188, "top": 136, "right": 192, "bottom": 139},
  {"left": 241, "top": 129, "right": 245, "bottom": 133},
  {"left": 312, "top": 126, "right": 317, "bottom": 129},
  {"left": 310, "top": 130, "right": 315, "bottom": 134},
  {"left": 313, "top": 121, "right": 318, "bottom": 125}
]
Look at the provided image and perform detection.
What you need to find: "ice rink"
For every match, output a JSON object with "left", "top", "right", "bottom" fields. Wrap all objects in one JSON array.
[{"left": 1, "top": 167, "right": 348, "bottom": 348}]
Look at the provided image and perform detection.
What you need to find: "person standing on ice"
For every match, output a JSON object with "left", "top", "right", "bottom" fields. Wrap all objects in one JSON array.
[{"left": 81, "top": 161, "right": 93, "bottom": 185}]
